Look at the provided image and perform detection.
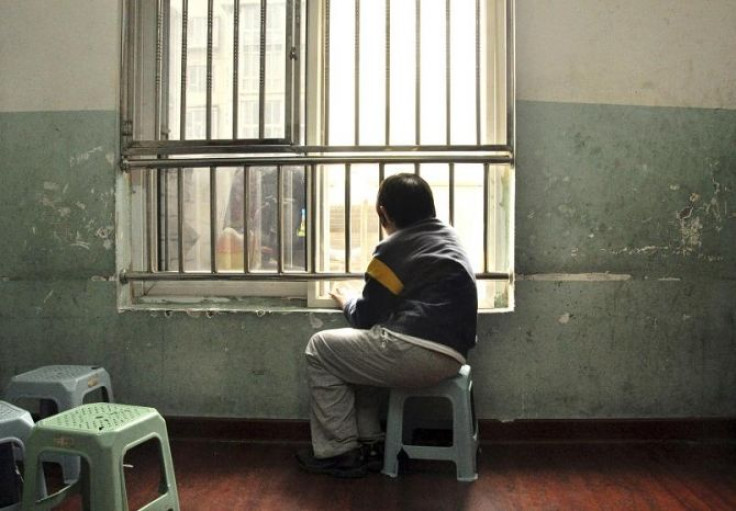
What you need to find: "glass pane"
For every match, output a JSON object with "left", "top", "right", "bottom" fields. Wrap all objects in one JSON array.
[
  {"left": 358, "top": 1, "right": 386, "bottom": 145},
  {"left": 166, "top": 0, "right": 289, "bottom": 141},
  {"left": 265, "top": 0, "right": 286, "bottom": 138},
  {"left": 453, "top": 163, "right": 484, "bottom": 272},
  {"left": 478, "top": 280, "right": 510, "bottom": 309},
  {"left": 237, "top": 2, "right": 261, "bottom": 138},
  {"left": 168, "top": 0, "right": 184, "bottom": 140},
  {"left": 247, "top": 166, "right": 279, "bottom": 271},
  {"left": 322, "top": 165, "right": 347, "bottom": 272},
  {"left": 181, "top": 167, "right": 212, "bottom": 271},
  {"left": 449, "top": 0, "right": 477, "bottom": 145},
  {"left": 281, "top": 166, "right": 307, "bottom": 271},
  {"left": 328, "top": 0, "right": 356, "bottom": 145},
  {"left": 349, "top": 164, "right": 380, "bottom": 272},
  {"left": 419, "top": 0, "right": 447, "bottom": 145},
  {"left": 160, "top": 169, "right": 179, "bottom": 270},
  {"left": 419, "top": 163, "right": 449, "bottom": 225},
  {"left": 383, "top": 163, "right": 414, "bottom": 179},
  {"left": 184, "top": 0, "right": 208, "bottom": 139},
  {"left": 388, "top": 0, "right": 416, "bottom": 145},
  {"left": 216, "top": 167, "right": 245, "bottom": 272},
  {"left": 487, "top": 163, "right": 512, "bottom": 273},
  {"left": 211, "top": 0, "right": 232, "bottom": 139}
]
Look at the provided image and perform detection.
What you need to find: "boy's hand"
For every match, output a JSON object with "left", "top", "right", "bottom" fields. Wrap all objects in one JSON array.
[{"left": 329, "top": 285, "right": 352, "bottom": 309}]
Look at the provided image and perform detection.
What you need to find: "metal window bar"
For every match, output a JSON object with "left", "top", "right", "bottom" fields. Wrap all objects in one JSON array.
[
  {"left": 233, "top": 0, "right": 240, "bottom": 138},
  {"left": 124, "top": 158, "right": 510, "bottom": 283},
  {"left": 384, "top": 0, "right": 390, "bottom": 145},
  {"left": 126, "top": 153, "right": 511, "bottom": 169},
  {"left": 324, "top": 0, "right": 331, "bottom": 144},
  {"left": 177, "top": 167, "right": 184, "bottom": 272},
  {"left": 287, "top": 0, "right": 306, "bottom": 143},
  {"left": 259, "top": 0, "right": 267, "bottom": 139},
  {"left": 146, "top": 171, "right": 157, "bottom": 272},
  {"left": 124, "top": 0, "right": 506, "bottom": 153},
  {"left": 160, "top": 170, "right": 169, "bottom": 270},
  {"left": 243, "top": 165, "right": 251, "bottom": 272},
  {"left": 445, "top": 0, "right": 451, "bottom": 146},
  {"left": 210, "top": 166, "right": 217, "bottom": 272},
  {"left": 124, "top": 142, "right": 512, "bottom": 157},
  {"left": 121, "top": 0, "right": 514, "bottom": 286},
  {"left": 476, "top": 0, "right": 481, "bottom": 144},
  {"left": 415, "top": 0, "right": 421, "bottom": 145},
  {"left": 307, "top": 163, "right": 316, "bottom": 273},
  {"left": 155, "top": 0, "right": 165, "bottom": 142},
  {"left": 159, "top": 1, "right": 171, "bottom": 269},
  {"left": 378, "top": 162, "right": 385, "bottom": 241},
  {"left": 287, "top": 0, "right": 300, "bottom": 142},
  {"left": 179, "top": 0, "right": 189, "bottom": 140},
  {"left": 354, "top": 0, "right": 360, "bottom": 145},
  {"left": 206, "top": 0, "right": 214, "bottom": 140},
  {"left": 483, "top": 162, "right": 490, "bottom": 274},
  {"left": 344, "top": 163, "right": 351, "bottom": 272},
  {"left": 277, "top": 165, "right": 284, "bottom": 273},
  {"left": 506, "top": 0, "right": 515, "bottom": 151},
  {"left": 449, "top": 162, "right": 455, "bottom": 226}
]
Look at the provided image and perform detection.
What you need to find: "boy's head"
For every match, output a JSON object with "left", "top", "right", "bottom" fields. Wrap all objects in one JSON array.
[{"left": 376, "top": 173, "right": 436, "bottom": 231}]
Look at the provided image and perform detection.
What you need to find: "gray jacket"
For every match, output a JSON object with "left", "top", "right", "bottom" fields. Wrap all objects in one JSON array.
[{"left": 343, "top": 218, "right": 478, "bottom": 357}]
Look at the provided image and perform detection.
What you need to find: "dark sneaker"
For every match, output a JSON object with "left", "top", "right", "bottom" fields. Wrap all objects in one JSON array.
[
  {"left": 296, "top": 447, "right": 368, "bottom": 478},
  {"left": 360, "top": 442, "right": 384, "bottom": 473}
]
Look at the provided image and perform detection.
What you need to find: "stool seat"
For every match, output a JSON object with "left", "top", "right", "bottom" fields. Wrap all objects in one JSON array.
[
  {"left": 21, "top": 403, "right": 179, "bottom": 511},
  {"left": 0, "top": 401, "right": 45, "bottom": 511},
  {"left": 4, "top": 365, "right": 114, "bottom": 409},
  {"left": 4, "top": 365, "right": 114, "bottom": 483},
  {"left": 382, "top": 364, "right": 479, "bottom": 482}
]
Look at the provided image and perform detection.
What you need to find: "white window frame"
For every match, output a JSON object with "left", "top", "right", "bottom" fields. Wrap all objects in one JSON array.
[{"left": 118, "top": 0, "right": 515, "bottom": 312}]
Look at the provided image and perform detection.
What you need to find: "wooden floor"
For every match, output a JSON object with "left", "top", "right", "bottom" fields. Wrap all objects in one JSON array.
[{"left": 43, "top": 439, "right": 736, "bottom": 511}]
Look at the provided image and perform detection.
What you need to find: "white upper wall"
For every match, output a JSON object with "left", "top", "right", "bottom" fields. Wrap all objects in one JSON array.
[
  {"left": 0, "top": 0, "right": 120, "bottom": 112},
  {"left": 1, "top": 0, "right": 735, "bottom": 113},
  {"left": 516, "top": 0, "right": 736, "bottom": 109}
]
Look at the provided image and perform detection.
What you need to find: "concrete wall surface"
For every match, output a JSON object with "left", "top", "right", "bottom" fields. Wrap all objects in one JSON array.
[{"left": 1, "top": 0, "right": 734, "bottom": 420}]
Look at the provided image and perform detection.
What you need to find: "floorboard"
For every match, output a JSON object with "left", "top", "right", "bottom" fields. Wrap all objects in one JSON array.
[{"left": 39, "top": 440, "right": 736, "bottom": 510}]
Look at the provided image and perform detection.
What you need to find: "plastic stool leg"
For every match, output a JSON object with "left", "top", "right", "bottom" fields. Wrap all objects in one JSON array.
[
  {"left": 381, "top": 393, "right": 405, "bottom": 478},
  {"left": 453, "top": 384, "right": 478, "bottom": 482}
]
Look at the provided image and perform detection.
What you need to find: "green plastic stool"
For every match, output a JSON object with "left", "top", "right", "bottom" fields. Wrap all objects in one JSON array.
[{"left": 21, "top": 403, "right": 179, "bottom": 511}]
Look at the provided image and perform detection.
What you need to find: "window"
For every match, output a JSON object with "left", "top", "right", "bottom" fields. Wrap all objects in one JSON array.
[{"left": 120, "top": 0, "right": 515, "bottom": 311}]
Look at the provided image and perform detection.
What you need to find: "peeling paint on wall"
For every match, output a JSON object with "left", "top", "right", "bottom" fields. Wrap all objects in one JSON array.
[
  {"left": 35, "top": 180, "right": 116, "bottom": 253},
  {"left": 69, "top": 146, "right": 103, "bottom": 168},
  {"left": 308, "top": 313, "right": 324, "bottom": 330}
]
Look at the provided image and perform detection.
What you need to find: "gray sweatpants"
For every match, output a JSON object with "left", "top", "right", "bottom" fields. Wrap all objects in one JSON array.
[{"left": 305, "top": 325, "right": 461, "bottom": 458}]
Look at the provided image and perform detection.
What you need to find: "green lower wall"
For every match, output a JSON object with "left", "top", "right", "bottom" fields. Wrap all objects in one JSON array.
[{"left": 1, "top": 102, "right": 734, "bottom": 420}]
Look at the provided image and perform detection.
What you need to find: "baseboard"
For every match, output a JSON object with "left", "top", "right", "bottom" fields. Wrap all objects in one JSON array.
[
  {"left": 165, "top": 417, "right": 736, "bottom": 444},
  {"left": 478, "top": 418, "right": 736, "bottom": 443}
]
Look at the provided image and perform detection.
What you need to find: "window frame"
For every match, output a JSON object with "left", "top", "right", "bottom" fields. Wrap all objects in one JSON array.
[{"left": 118, "top": 0, "right": 516, "bottom": 312}]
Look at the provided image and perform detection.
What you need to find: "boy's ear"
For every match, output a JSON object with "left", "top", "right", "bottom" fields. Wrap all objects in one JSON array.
[
  {"left": 378, "top": 205, "right": 397, "bottom": 228},
  {"left": 377, "top": 205, "right": 389, "bottom": 227}
]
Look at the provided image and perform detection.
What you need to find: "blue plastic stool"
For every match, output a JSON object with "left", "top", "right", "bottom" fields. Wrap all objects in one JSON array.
[
  {"left": 0, "top": 401, "right": 46, "bottom": 511},
  {"left": 4, "top": 365, "right": 114, "bottom": 484},
  {"left": 382, "top": 364, "right": 479, "bottom": 482}
]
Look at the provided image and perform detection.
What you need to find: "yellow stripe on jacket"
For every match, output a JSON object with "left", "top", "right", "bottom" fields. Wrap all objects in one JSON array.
[{"left": 366, "top": 257, "right": 404, "bottom": 295}]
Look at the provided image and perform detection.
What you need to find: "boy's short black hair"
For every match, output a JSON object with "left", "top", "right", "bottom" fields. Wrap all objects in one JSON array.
[{"left": 377, "top": 173, "right": 436, "bottom": 229}]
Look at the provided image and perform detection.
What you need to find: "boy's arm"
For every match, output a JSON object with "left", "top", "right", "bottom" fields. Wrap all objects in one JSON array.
[{"left": 341, "top": 278, "right": 400, "bottom": 329}]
